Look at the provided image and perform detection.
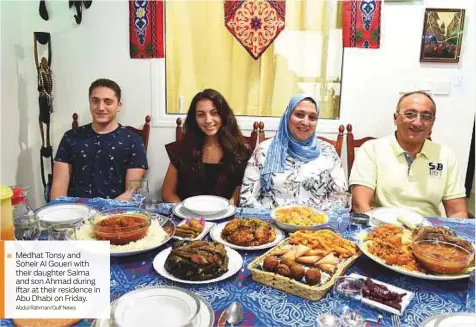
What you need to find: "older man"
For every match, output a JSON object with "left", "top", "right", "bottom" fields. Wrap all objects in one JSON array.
[{"left": 350, "top": 91, "right": 468, "bottom": 218}]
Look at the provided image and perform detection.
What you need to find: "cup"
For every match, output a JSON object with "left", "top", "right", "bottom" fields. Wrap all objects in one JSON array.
[
  {"left": 467, "top": 270, "right": 475, "bottom": 312},
  {"left": 330, "top": 192, "right": 352, "bottom": 231},
  {"left": 14, "top": 213, "right": 41, "bottom": 241},
  {"left": 314, "top": 313, "right": 340, "bottom": 327},
  {"left": 47, "top": 223, "right": 77, "bottom": 241},
  {"left": 333, "top": 276, "right": 365, "bottom": 327},
  {"left": 141, "top": 197, "right": 160, "bottom": 213},
  {"left": 128, "top": 179, "right": 149, "bottom": 204},
  {"left": 348, "top": 213, "right": 370, "bottom": 234}
]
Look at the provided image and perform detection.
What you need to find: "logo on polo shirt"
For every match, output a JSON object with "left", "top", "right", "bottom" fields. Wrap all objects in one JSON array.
[{"left": 429, "top": 162, "right": 444, "bottom": 177}]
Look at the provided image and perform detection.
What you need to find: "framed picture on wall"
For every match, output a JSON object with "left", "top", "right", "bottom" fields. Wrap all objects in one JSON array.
[{"left": 420, "top": 8, "right": 465, "bottom": 63}]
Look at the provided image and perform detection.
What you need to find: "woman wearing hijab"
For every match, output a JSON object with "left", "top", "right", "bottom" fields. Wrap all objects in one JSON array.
[{"left": 239, "top": 94, "right": 347, "bottom": 208}]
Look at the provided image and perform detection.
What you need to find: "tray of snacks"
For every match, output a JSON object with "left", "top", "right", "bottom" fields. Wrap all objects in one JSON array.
[
  {"left": 356, "top": 224, "right": 475, "bottom": 280},
  {"left": 248, "top": 229, "right": 360, "bottom": 300},
  {"left": 349, "top": 273, "right": 414, "bottom": 316}
]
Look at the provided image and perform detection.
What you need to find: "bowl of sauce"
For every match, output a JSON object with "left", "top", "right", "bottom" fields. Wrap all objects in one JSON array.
[
  {"left": 90, "top": 208, "right": 151, "bottom": 245},
  {"left": 413, "top": 240, "right": 474, "bottom": 274}
]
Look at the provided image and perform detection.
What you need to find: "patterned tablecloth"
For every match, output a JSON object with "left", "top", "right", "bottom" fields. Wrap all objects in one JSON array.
[{"left": 3, "top": 197, "right": 475, "bottom": 327}]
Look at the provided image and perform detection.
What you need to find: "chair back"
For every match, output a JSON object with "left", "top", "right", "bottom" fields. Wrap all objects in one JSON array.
[
  {"left": 256, "top": 123, "right": 345, "bottom": 157},
  {"left": 346, "top": 124, "right": 375, "bottom": 176},
  {"left": 175, "top": 118, "right": 263, "bottom": 151},
  {"left": 71, "top": 113, "right": 151, "bottom": 151}
]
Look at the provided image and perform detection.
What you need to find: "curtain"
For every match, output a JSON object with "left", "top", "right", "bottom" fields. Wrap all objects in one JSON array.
[{"left": 166, "top": 0, "right": 343, "bottom": 119}]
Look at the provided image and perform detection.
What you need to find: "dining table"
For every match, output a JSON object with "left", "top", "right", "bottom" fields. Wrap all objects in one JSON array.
[{"left": 2, "top": 197, "right": 475, "bottom": 327}]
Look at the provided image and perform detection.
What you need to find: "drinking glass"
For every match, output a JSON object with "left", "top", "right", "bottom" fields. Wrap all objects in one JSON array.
[
  {"left": 47, "top": 223, "right": 77, "bottom": 241},
  {"left": 14, "top": 213, "right": 41, "bottom": 241},
  {"left": 333, "top": 276, "right": 365, "bottom": 327},
  {"left": 330, "top": 192, "right": 352, "bottom": 231},
  {"left": 128, "top": 179, "right": 149, "bottom": 204},
  {"left": 467, "top": 270, "right": 475, "bottom": 312},
  {"left": 141, "top": 197, "right": 160, "bottom": 213}
]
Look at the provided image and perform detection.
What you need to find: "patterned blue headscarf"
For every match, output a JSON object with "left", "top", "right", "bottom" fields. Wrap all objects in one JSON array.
[{"left": 261, "top": 94, "right": 321, "bottom": 192}]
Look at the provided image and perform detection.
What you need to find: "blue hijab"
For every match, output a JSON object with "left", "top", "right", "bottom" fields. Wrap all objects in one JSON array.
[{"left": 261, "top": 94, "right": 321, "bottom": 192}]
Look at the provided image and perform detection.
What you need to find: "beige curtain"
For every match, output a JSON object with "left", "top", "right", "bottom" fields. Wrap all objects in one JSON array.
[{"left": 166, "top": 0, "right": 342, "bottom": 119}]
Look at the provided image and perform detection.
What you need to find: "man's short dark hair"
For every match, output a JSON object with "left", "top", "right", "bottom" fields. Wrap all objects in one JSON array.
[
  {"left": 88, "top": 78, "right": 121, "bottom": 101},
  {"left": 396, "top": 90, "right": 436, "bottom": 113}
]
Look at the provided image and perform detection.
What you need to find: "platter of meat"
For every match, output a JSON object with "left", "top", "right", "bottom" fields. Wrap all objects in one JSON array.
[
  {"left": 210, "top": 218, "right": 285, "bottom": 250},
  {"left": 152, "top": 241, "right": 243, "bottom": 284},
  {"left": 349, "top": 273, "right": 414, "bottom": 316},
  {"left": 357, "top": 224, "right": 475, "bottom": 280}
]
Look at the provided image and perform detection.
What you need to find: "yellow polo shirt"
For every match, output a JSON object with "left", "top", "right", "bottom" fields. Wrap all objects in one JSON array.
[{"left": 349, "top": 134, "right": 466, "bottom": 217}]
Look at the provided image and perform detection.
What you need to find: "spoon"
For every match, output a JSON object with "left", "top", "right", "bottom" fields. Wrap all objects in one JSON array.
[{"left": 226, "top": 301, "right": 243, "bottom": 327}]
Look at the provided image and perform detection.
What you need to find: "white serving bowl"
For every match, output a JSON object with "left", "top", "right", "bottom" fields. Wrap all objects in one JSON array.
[
  {"left": 182, "top": 195, "right": 229, "bottom": 216},
  {"left": 270, "top": 205, "right": 330, "bottom": 232}
]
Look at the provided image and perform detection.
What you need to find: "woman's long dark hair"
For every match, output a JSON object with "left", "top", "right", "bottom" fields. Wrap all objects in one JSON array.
[{"left": 181, "top": 89, "right": 249, "bottom": 173}]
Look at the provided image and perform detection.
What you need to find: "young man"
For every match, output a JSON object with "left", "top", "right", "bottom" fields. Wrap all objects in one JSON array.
[
  {"left": 350, "top": 91, "right": 468, "bottom": 218},
  {"left": 50, "top": 78, "right": 148, "bottom": 200}
]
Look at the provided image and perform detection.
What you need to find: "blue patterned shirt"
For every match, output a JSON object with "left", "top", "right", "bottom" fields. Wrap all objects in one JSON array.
[{"left": 54, "top": 124, "right": 148, "bottom": 198}]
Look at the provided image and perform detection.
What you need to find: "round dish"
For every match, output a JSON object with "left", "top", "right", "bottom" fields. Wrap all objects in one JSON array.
[
  {"left": 90, "top": 208, "right": 151, "bottom": 245},
  {"left": 270, "top": 205, "right": 329, "bottom": 232},
  {"left": 35, "top": 203, "right": 97, "bottom": 226},
  {"left": 153, "top": 246, "right": 243, "bottom": 284},
  {"left": 183, "top": 195, "right": 229, "bottom": 216},
  {"left": 413, "top": 240, "right": 474, "bottom": 274},
  {"left": 369, "top": 207, "right": 431, "bottom": 228},
  {"left": 356, "top": 228, "right": 473, "bottom": 281},
  {"left": 111, "top": 286, "right": 201, "bottom": 327},
  {"left": 92, "top": 293, "right": 214, "bottom": 327},
  {"left": 173, "top": 202, "right": 236, "bottom": 221},
  {"left": 210, "top": 221, "right": 285, "bottom": 250}
]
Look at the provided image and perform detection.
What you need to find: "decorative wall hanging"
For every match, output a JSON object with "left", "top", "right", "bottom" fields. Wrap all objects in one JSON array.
[
  {"left": 129, "top": 0, "right": 164, "bottom": 59},
  {"left": 34, "top": 32, "right": 54, "bottom": 202},
  {"left": 39, "top": 0, "right": 49, "bottom": 20},
  {"left": 343, "top": 0, "right": 381, "bottom": 48},
  {"left": 69, "top": 1, "right": 92, "bottom": 25},
  {"left": 224, "top": 0, "right": 286, "bottom": 60},
  {"left": 420, "top": 8, "right": 465, "bottom": 63}
]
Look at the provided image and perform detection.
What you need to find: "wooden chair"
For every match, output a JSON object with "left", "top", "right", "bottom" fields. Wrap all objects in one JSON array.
[
  {"left": 256, "top": 123, "right": 345, "bottom": 157},
  {"left": 175, "top": 118, "right": 264, "bottom": 151},
  {"left": 346, "top": 124, "right": 376, "bottom": 176},
  {"left": 71, "top": 113, "right": 151, "bottom": 151}
]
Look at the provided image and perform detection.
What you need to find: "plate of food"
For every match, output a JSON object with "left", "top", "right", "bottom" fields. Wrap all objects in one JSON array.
[
  {"left": 270, "top": 205, "right": 329, "bottom": 232},
  {"left": 357, "top": 224, "right": 475, "bottom": 280},
  {"left": 153, "top": 240, "right": 243, "bottom": 284},
  {"left": 349, "top": 273, "right": 414, "bottom": 316},
  {"left": 173, "top": 218, "right": 215, "bottom": 241},
  {"left": 76, "top": 208, "right": 175, "bottom": 257},
  {"left": 173, "top": 202, "right": 236, "bottom": 221},
  {"left": 209, "top": 218, "right": 285, "bottom": 250},
  {"left": 369, "top": 207, "right": 431, "bottom": 228},
  {"left": 248, "top": 229, "right": 361, "bottom": 300}
]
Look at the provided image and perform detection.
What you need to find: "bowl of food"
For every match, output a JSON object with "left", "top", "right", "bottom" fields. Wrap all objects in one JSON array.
[
  {"left": 413, "top": 239, "right": 474, "bottom": 274},
  {"left": 90, "top": 208, "right": 151, "bottom": 245},
  {"left": 270, "top": 205, "right": 329, "bottom": 232},
  {"left": 182, "top": 195, "right": 230, "bottom": 216}
]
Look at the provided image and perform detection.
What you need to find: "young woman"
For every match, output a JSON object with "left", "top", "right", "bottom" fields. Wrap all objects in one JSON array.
[
  {"left": 162, "top": 89, "right": 250, "bottom": 205},
  {"left": 240, "top": 94, "right": 347, "bottom": 209}
]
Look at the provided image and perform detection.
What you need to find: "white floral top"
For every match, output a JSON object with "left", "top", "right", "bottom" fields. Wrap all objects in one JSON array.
[{"left": 239, "top": 138, "right": 348, "bottom": 209}]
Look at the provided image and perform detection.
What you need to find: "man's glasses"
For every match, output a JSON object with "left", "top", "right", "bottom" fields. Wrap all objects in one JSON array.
[{"left": 399, "top": 110, "right": 434, "bottom": 121}]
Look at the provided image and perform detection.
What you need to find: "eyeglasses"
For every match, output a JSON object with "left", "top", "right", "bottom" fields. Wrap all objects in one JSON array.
[{"left": 398, "top": 111, "right": 434, "bottom": 121}]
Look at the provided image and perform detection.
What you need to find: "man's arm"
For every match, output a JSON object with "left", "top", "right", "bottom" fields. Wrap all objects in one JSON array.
[
  {"left": 161, "top": 163, "right": 182, "bottom": 203},
  {"left": 50, "top": 162, "right": 72, "bottom": 200},
  {"left": 116, "top": 168, "right": 146, "bottom": 201},
  {"left": 443, "top": 198, "right": 468, "bottom": 218},
  {"left": 350, "top": 185, "right": 375, "bottom": 213}
]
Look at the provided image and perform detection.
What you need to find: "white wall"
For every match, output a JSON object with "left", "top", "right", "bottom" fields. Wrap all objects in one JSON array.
[{"left": 1, "top": 0, "right": 475, "bottom": 209}]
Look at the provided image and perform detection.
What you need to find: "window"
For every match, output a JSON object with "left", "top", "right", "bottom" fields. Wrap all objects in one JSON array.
[{"left": 164, "top": 0, "right": 344, "bottom": 120}]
